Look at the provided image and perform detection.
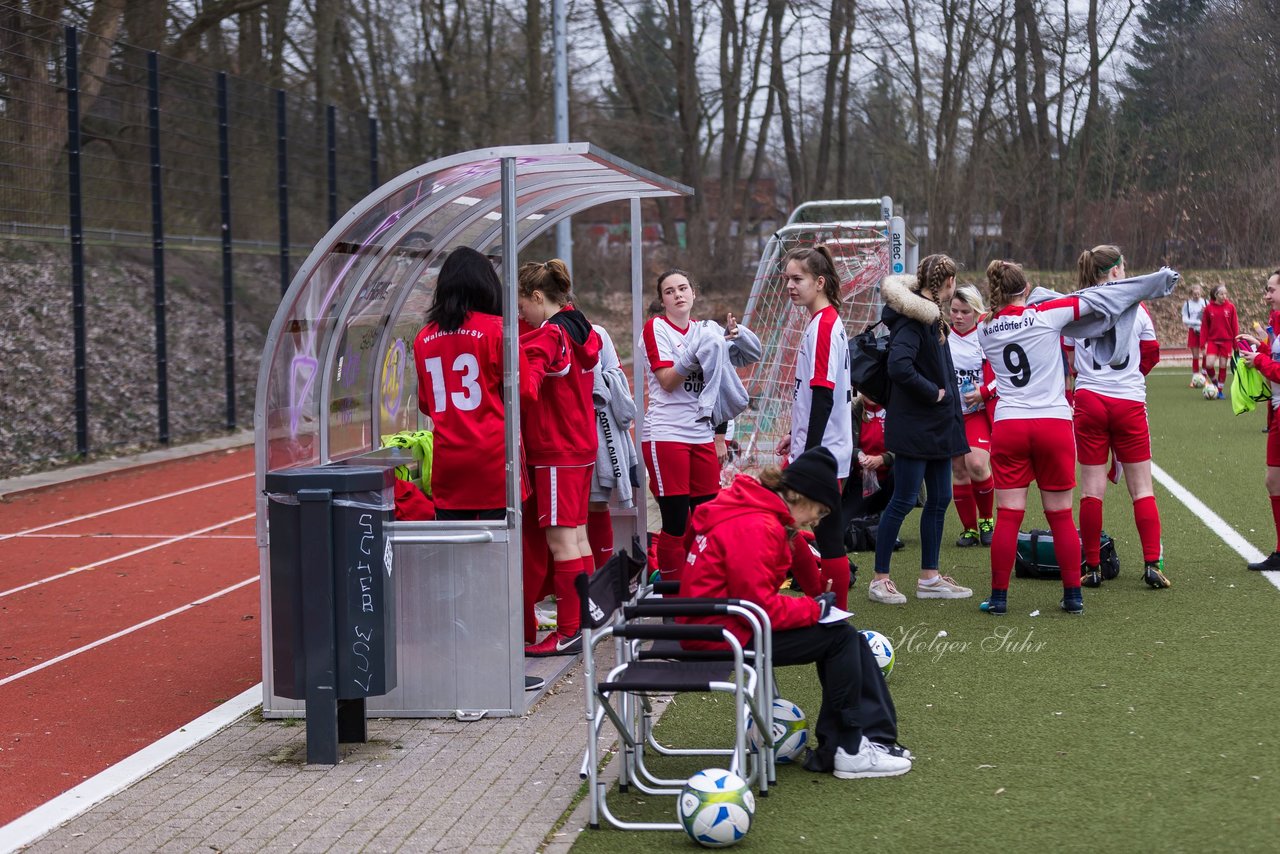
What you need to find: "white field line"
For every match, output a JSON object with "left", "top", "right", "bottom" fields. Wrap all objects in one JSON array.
[
  {"left": 7, "top": 533, "right": 254, "bottom": 540},
  {"left": 0, "top": 472, "right": 253, "bottom": 542},
  {"left": 0, "top": 576, "right": 258, "bottom": 688},
  {"left": 0, "top": 513, "right": 256, "bottom": 599},
  {"left": 1150, "top": 462, "right": 1280, "bottom": 592},
  {"left": 0, "top": 683, "right": 262, "bottom": 854}
]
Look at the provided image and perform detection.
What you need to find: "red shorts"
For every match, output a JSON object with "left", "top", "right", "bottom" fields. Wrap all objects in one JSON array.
[
  {"left": 531, "top": 464, "right": 593, "bottom": 528},
  {"left": 990, "top": 418, "right": 1077, "bottom": 491},
  {"left": 643, "top": 440, "right": 720, "bottom": 498},
  {"left": 1187, "top": 328, "right": 1201, "bottom": 349},
  {"left": 1267, "top": 409, "right": 1280, "bottom": 466},
  {"left": 1204, "top": 341, "right": 1233, "bottom": 358},
  {"left": 963, "top": 410, "right": 992, "bottom": 455},
  {"left": 1073, "top": 389, "right": 1151, "bottom": 465}
]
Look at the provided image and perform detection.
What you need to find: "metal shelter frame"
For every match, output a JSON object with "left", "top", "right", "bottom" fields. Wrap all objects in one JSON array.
[{"left": 254, "top": 143, "right": 691, "bottom": 718}]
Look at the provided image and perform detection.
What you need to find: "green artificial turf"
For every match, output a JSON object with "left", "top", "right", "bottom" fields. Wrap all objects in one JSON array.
[{"left": 569, "top": 369, "right": 1280, "bottom": 852}]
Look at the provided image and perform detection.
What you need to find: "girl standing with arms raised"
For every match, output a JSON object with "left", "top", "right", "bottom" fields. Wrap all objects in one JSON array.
[
  {"left": 518, "top": 260, "right": 601, "bottom": 656},
  {"left": 773, "top": 245, "right": 856, "bottom": 608},
  {"left": 1066, "top": 245, "right": 1169, "bottom": 590},
  {"left": 1201, "top": 284, "right": 1238, "bottom": 398},
  {"left": 946, "top": 284, "right": 997, "bottom": 548}
]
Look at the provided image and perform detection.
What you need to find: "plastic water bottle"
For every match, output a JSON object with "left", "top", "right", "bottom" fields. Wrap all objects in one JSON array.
[{"left": 960, "top": 376, "right": 978, "bottom": 414}]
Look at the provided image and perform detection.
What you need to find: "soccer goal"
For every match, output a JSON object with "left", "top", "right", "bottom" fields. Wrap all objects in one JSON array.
[{"left": 732, "top": 200, "right": 917, "bottom": 478}]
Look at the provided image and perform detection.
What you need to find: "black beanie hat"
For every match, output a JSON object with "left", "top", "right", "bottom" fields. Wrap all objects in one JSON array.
[{"left": 781, "top": 446, "right": 841, "bottom": 511}]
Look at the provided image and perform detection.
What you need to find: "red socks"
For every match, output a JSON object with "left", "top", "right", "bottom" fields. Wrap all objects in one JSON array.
[
  {"left": 789, "top": 532, "right": 823, "bottom": 596},
  {"left": 819, "top": 557, "right": 851, "bottom": 611},
  {"left": 1045, "top": 507, "right": 1081, "bottom": 588},
  {"left": 656, "top": 531, "right": 687, "bottom": 583},
  {"left": 1218, "top": 367, "right": 1227, "bottom": 386},
  {"left": 1079, "top": 496, "right": 1104, "bottom": 566},
  {"left": 953, "top": 483, "right": 978, "bottom": 530},
  {"left": 990, "top": 507, "right": 1024, "bottom": 592},
  {"left": 973, "top": 475, "right": 995, "bottom": 519},
  {"left": 1132, "top": 495, "right": 1162, "bottom": 563},
  {"left": 1191, "top": 354, "right": 1200, "bottom": 373},
  {"left": 586, "top": 509, "right": 614, "bottom": 569},
  {"left": 553, "top": 558, "right": 583, "bottom": 636}
]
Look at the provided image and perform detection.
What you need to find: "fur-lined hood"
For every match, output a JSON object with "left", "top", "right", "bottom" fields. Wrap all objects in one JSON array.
[{"left": 881, "top": 274, "right": 939, "bottom": 325}]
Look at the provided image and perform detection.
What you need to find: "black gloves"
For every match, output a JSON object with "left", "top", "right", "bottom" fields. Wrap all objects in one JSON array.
[{"left": 814, "top": 591, "right": 836, "bottom": 620}]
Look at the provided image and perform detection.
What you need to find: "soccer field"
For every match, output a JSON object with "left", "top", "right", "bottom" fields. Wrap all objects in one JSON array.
[{"left": 569, "top": 368, "right": 1280, "bottom": 852}]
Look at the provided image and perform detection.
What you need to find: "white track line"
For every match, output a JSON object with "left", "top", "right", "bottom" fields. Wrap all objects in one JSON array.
[
  {"left": 0, "top": 513, "right": 255, "bottom": 600},
  {"left": 1151, "top": 462, "right": 1280, "bottom": 592},
  {"left": 0, "top": 576, "right": 258, "bottom": 688},
  {"left": 0, "top": 472, "right": 253, "bottom": 542},
  {"left": 0, "top": 683, "right": 262, "bottom": 854}
]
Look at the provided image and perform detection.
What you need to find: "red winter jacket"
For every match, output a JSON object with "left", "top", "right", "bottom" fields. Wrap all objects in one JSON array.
[
  {"left": 677, "top": 475, "right": 820, "bottom": 649},
  {"left": 520, "top": 304, "right": 602, "bottom": 466}
]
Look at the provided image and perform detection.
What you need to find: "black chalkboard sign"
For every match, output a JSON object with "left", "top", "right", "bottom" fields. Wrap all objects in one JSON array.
[{"left": 333, "top": 492, "right": 397, "bottom": 698}]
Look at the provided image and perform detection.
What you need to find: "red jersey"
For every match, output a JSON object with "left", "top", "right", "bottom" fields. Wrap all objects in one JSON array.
[
  {"left": 520, "top": 304, "right": 602, "bottom": 466},
  {"left": 413, "top": 311, "right": 510, "bottom": 510},
  {"left": 1200, "top": 300, "right": 1238, "bottom": 344}
]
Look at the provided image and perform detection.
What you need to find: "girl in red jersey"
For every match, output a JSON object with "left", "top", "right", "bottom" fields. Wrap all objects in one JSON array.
[
  {"left": 641, "top": 270, "right": 746, "bottom": 581},
  {"left": 977, "top": 260, "right": 1088, "bottom": 615},
  {"left": 1235, "top": 269, "right": 1280, "bottom": 572},
  {"left": 1066, "top": 245, "right": 1170, "bottom": 590},
  {"left": 518, "top": 259, "right": 601, "bottom": 656},
  {"left": 413, "top": 246, "right": 514, "bottom": 520},
  {"left": 773, "top": 245, "right": 856, "bottom": 608},
  {"left": 1201, "top": 284, "right": 1238, "bottom": 397},
  {"left": 946, "top": 284, "right": 997, "bottom": 548}
]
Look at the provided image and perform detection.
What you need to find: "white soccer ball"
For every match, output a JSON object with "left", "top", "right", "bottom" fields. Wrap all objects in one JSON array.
[
  {"left": 1191, "top": 372, "right": 1207, "bottom": 388},
  {"left": 677, "top": 768, "right": 755, "bottom": 848},
  {"left": 860, "top": 629, "right": 896, "bottom": 678},
  {"left": 1203, "top": 381, "right": 1219, "bottom": 400},
  {"left": 746, "top": 697, "right": 808, "bottom": 764}
]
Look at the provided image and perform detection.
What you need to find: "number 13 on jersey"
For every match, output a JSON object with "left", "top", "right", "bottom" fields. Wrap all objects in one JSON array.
[{"left": 422, "top": 353, "right": 482, "bottom": 412}]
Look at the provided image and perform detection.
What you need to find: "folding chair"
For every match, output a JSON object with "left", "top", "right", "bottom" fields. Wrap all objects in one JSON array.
[{"left": 579, "top": 548, "right": 769, "bottom": 832}]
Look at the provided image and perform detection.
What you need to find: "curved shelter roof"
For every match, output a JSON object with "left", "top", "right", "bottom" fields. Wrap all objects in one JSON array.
[{"left": 254, "top": 143, "right": 691, "bottom": 481}]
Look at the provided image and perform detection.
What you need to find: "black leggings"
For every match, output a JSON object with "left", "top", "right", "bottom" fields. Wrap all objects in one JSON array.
[{"left": 655, "top": 493, "right": 716, "bottom": 537}]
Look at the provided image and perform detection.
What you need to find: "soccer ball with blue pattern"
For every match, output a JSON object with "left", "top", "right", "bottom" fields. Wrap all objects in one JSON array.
[
  {"left": 677, "top": 768, "right": 754, "bottom": 847},
  {"left": 860, "top": 629, "right": 896, "bottom": 678},
  {"left": 746, "top": 697, "right": 808, "bottom": 764}
]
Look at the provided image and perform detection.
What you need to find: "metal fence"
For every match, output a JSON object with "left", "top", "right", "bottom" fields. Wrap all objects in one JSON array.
[{"left": 0, "top": 11, "right": 378, "bottom": 467}]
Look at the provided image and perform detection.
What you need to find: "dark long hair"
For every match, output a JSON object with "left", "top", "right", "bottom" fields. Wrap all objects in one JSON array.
[
  {"left": 782, "top": 244, "right": 842, "bottom": 306},
  {"left": 426, "top": 246, "right": 502, "bottom": 332}
]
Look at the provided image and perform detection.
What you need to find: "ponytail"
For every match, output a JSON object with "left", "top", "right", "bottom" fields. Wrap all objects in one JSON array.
[
  {"left": 1077, "top": 244, "right": 1122, "bottom": 289},
  {"left": 518, "top": 258, "right": 574, "bottom": 305},
  {"left": 782, "top": 244, "right": 842, "bottom": 306},
  {"left": 985, "top": 259, "right": 1029, "bottom": 319}
]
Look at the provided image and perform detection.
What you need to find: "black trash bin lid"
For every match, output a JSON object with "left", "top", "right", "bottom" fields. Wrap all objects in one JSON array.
[{"left": 265, "top": 465, "right": 392, "bottom": 494}]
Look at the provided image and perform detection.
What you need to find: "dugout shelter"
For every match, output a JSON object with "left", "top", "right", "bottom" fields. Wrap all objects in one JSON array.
[{"left": 254, "top": 143, "right": 691, "bottom": 718}]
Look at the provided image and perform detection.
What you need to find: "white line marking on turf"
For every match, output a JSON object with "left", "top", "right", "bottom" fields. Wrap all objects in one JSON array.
[
  {"left": 0, "top": 683, "right": 262, "bottom": 854},
  {"left": 0, "top": 576, "right": 258, "bottom": 688},
  {"left": 0, "top": 472, "right": 253, "bottom": 542},
  {"left": 0, "top": 513, "right": 256, "bottom": 599},
  {"left": 1151, "top": 462, "right": 1280, "bottom": 592}
]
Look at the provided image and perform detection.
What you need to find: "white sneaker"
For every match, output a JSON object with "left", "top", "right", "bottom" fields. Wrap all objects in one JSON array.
[
  {"left": 916, "top": 575, "right": 973, "bottom": 599},
  {"left": 834, "top": 737, "right": 912, "bottom": 779},
  {"left": 867, "top": 578, "right": 907, "bottom": 605},
  {"left": 534, "top": 603, "right": 557, "bottom": 630}
]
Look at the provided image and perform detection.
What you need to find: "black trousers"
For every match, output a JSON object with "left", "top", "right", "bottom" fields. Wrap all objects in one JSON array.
[{"left": 770, "top": 622, "right": 898, "bottom": 762}]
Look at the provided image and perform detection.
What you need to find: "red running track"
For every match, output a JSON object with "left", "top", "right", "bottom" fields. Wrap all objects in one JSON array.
[{"left": 0, "top": 446, "right": 261, "bottom": 826}]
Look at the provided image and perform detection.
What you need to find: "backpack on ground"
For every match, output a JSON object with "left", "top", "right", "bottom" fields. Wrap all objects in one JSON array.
[
  {"left": 848, "top": 320, "right": 891, "bottom": 402},
  {"left": 1014, "top": 529, "right": 1119, "bottom": 580}
]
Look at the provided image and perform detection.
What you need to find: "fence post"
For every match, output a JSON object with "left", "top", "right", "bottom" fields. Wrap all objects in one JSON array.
[
  {"left": 368, "top": 115, "right": 378, "bottom": 191},
  {"left": 326, "top": 104, "right": 338, "bottom": 226},
  {"left": 277, "top": 88, "right": 289, "bottom": 297},
  {"left": 147, "top": 51, "right": 169, "bottom": 444},
  {"left": 217, "top": 71, "right": 236, "bottom": 430},
  {"left": 65, "top": 25, "right": 89, "bottom": 458}
]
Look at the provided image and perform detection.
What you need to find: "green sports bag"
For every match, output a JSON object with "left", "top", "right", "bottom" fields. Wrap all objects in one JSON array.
[{"left": 1014, "top": 529, "right": 1119, "bottom": 581}]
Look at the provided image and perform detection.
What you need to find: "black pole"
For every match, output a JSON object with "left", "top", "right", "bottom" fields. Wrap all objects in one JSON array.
[
  {"left": 217, "top": 71, "right": 236, "bottom": 430},
  {"left": 65, "top": 26, "right": 88, "bottom": 458},
  {"left": 368, "top": 115, "right": 378, "bottom": 191},
  {"left": 147, "top": 51, "right": 169, "bottom": 444},
  {"left": 326, "top": 104, "right": 337, "bottom": 226},
  {"left": 277, "top": 88, "right": 289, "bottom": 296}
]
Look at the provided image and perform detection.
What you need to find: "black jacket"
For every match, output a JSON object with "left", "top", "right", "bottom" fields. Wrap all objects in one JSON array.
[{"left": 879, "top": 275, "right": 969, "bottom": 460}]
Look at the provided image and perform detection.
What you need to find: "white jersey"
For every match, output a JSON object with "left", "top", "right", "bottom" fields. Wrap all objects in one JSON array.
[
  {"left": 979, "top": 297, "right": 1082, "bottom": 422},
  {"left": 790, "top": 305, "right": 853, "bottom": 477},
  {"left": 1182, "top": 298, "right": 1206, "bottom": 332},
  {"left": 1066, "top": 304, "right": 1156, "bottom": 403},
  {"left": 947, "top": 325, "right": 988, "bottom": 413},
  {"left": 641, "top": 315, "right": 712, "bottom": 443}
]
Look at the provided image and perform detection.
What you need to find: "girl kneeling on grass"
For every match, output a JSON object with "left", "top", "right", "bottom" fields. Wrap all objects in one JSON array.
[
  {"left": 1235, "top": 268, "right": 1280, "bottom": 572},
  {"left": 679, "top": 446, "right": 911, "bottom": 779}
]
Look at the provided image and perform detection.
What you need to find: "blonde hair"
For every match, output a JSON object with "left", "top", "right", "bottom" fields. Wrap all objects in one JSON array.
[
  {"left": 952, "top": 284, "right": 986, "bottom": 315},
  {"left": 757, "top": 466, "right": 828, "bottom": 522},
  {"left": 518, "top": 258, "right": 573, "bottom": 305},
  {"left": 1077, "top": 244, "right": 1122, "bottom": 288},
  {"left": 985, "top": 259, "right": 1029, "bottom": 318}
]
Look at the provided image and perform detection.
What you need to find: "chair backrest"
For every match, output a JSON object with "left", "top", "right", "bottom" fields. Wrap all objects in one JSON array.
[{"left": 578, "top": 546, "right": 646, "bottom": 631}]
